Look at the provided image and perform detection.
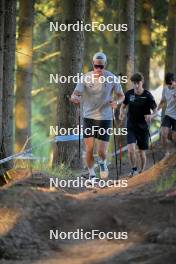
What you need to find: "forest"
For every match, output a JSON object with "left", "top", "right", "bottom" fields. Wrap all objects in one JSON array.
[
  {"left": 0, "top": 0, "right": 176, "bottom": 263},
  {"left": 0, "top": 0, "right": 175, "bottom": 178}
]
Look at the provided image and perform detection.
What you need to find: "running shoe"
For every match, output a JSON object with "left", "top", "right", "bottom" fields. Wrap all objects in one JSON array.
[
  {"left": 99, "top": 161, "right": 109, "bottom": 179},
  {"left": 164, "top": 152, "right": 171, "bottom": 158},
  {"left": 128, "top": 168, "right": 139, "bottom": 177},
  {"left": 86, "top": 175, "right": 99, "bottom": 188}
]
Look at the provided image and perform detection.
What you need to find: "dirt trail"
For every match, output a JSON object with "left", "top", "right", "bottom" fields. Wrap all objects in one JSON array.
[{"left": 0, "top": 151, "right": 176, "bottom": 264}]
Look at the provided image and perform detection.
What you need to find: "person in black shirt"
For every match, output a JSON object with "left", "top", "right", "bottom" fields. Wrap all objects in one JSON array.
[{"left": 119, "top": 73, "right": 157, "bottom": 176}]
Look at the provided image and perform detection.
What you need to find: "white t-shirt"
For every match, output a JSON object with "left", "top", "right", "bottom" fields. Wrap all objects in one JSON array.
[
  {"left": 162, "top": 86, "right": 176, "bottom": 120},
  {"left": 74, "top": 70, "right": 123, "bottom": 120}
]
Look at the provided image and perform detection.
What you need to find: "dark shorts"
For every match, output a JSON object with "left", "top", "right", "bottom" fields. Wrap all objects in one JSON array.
[
  {"left": 161, "top": 115, "right": 176, "bottom": 131},
  {"left": 127, "top": 126, "right": 149, "bottom": 150},
  {"left": 83, "top": 118, "right": 112, "bottom": 142}
]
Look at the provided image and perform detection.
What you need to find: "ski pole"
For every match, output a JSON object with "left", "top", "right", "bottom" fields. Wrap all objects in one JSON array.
[
  {"left": 70, "top": 94, "right": 81, "bottom": 160},
  {"left": 78, "top": 104, "right": 81, "bottom": 159},
  {"left": 147, "top": 125, "right": 155, "bottom": 165},
  {"left": 119, "top": 121, "right": 123, "bottom": 174},
  {"left": 112, "top": 107, "right": 119, "bottom": 179}
]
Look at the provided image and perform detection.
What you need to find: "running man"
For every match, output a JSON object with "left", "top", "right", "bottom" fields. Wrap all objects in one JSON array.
[
  {"left": 157, "top": 72, "right": 176, "bottom": 156},
  {"left": 119, "top": 72, "right": 157, "bottom": 176},
  {"left": 70, "top": 52, "right": 124, "bottom": 180}
]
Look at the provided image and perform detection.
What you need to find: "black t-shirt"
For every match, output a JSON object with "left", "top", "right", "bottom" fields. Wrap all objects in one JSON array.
[{"left": 123, "top": 89, "right": 157, "bottom": 129}]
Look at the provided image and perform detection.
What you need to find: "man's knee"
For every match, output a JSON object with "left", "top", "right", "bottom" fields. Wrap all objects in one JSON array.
[
  {"left": 86, "top": 148, "right": 94, "bottom": 155},
  {"left": 172, "top": 132, "right": 176, "bottom": 142},
  {"left": 127, "top": 144, "right": 135, "bottom": 154},
  {"left": 97, "top": 141, "right": 108, "bottom": 158},
  {"left": 161, "top": 127, "right": 169, "bottom": 139},
  {"left": 84, "top": 139, "right": 94, "bottom": 154},
  {"left": 98, "top": 148, "right": 106, "bottom": 158},
  {"left": 138, "top": 150, "right": 146, "bottom": 157}
]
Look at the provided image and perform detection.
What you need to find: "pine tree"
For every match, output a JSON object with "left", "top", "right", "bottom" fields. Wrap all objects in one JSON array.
[
  {"left": 136, "top": 0, "right": 152, "bottom": 90},
  {"left": 117, "top": 0, "right": 135, "bottom": 90},
  {"left": 15, "top": 0, "right": 35, "bottom": 153},
  {"left": 2, "top": 0, "right": 16, "bottom": 170},
  {"left": 0, "top": 0, "right": 4, "bottom": 146},
  {"left": 52, "top": 0, "right": 85, "bottom": 168},
  {"left": 165, "top": 0, "right": 176, "bottom": 73}
]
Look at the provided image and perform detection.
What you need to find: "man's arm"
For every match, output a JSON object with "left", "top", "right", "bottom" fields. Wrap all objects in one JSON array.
[
  {"left": 119, "top": 103, "right": 127, "bottom": 120},
  {"left": 145, "top": 107, "right": 158, "bottom": 123},
  {"left": 157, "top": 88, "right": 166, "bottom": 111},
  {"left": 110, "top": 80, "right": 125, "bottom": 108},
  {"left": 157, "top": 98, "right": 166, "bottom": 111},
  {"left": 144, "top": 91, "right": 158, "bottom": 122},
  {"left": 115, "top": 91, "right": 125, "bottom": 104},
  {"left": 109, "top": 91, "right": 125, "bottom": 109},
  {"left": 70, "top": 78, "right": 84, "bottom": 104},
  {"left": 70, "top": 90, "right": 82, "bottom": 104}
]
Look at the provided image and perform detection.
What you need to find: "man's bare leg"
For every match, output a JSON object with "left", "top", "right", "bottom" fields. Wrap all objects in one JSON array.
[
  {"left": 84, "top": 137, "right": 95, "bottom": 177},
  {"left": 127, "top": 143, "right": 138, "bottom": 176},
  {"left": 97, "top": 140, "right": 109, "bottom": 160},
  {"left": 97, "top": 140, "right": 109, "bottom": 179},
  {"left": 161, "top": 126, "right": 170, "bottom": 155},
  {"left": 138, "top": 149, "right": 147, "bottom": 172},
  {"left": 172, "top": 131, "right": 176, "bottom": 144},
  {"left": 127, "top": 143, "right": 137, "bottom": 168}
]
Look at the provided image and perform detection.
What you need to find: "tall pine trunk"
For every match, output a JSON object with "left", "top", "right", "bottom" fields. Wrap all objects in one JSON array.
[
  {"left": 116, "top": 0, "right": 135, "bottom": 148},
  {"left": 117, "top": 0, "right": 135, "bottom": 90},
  {"left": 52, "top": 0, "right": 85, "bottom": 168},
  {"left": 0, "top": 0, "right": 4, "bottom": 146},
  {"left": 165, "top": 0, "right": 176, "bottom": 73},
  {"left": 136, "top": 0, "right": 152, "bottom": 90},
  {"left": 2, "top": 0, "right": 16, "bottom": 170},
  {"left": 84, "top": 0, "right": 91, "bottom": 71},
  {"left": 0, "top": 0, "right": 5, "bottom": 179},
  {"left": 15, "top": 0, "right": 34, "bottom": 153}
]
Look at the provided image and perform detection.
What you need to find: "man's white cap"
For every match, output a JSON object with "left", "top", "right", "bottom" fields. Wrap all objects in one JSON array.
[{"left": 93, "top": 52, "right": 107, "bottom": 64}]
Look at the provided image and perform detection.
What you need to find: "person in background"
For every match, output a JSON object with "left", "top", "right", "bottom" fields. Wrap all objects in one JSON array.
[
  {"left": 157, "top": 72, "right": 176, "bottom": 156},
  {"left": 119, "top": 72, "right": 157, "bottom": 176}
]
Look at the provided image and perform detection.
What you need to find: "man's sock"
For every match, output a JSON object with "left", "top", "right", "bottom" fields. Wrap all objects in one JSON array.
[
  {"left": 99, "top": 159, "right": 107, "bottom": 165},
  {"left": 88, "top": 166, "right": 96, "bottom": 176},
  {"left": 132, "top": 167, "right": 137, "bottom": 171}
]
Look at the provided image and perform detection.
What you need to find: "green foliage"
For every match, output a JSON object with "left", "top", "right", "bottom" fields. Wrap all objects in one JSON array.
[
  {"left": 31, "top": 0, "right": 59, "bottom": 158},
  {"left": 32, "top": 161, "right": 73, "bottom": 179},
  {"left": 152, "top": 0, "right": 168, "bottom": 25},
  {"left": 156, "top": 169, "right": 176, "bottom": 192}
]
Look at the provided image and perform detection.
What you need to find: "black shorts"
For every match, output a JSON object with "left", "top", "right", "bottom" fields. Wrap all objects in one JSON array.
[
  {"left": 83, "top": 118, "right": 112, "bottom": 142},
  {"left": 127, "top": 126, "right": 149, "bottom": 150},
  {"left": 161, "top": 115, "right": 176, "bottom": 131}
]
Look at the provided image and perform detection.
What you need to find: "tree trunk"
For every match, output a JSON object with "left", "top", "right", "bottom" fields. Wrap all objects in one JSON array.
[
  {"left": 117, "top": 0, "right": 135, "bottom": 90},
  {"left": 0, "top": 0, "right": 4, "bottom": 146},
  {"left": 0, "top": 0, "right": 6, "bottom": 180},
  {"left": 2, "top": 0, "right": 16, "bottom": 170},
  {"left": 15, "top": 0, "right": 34, "bottom": 153},
  {"left": 136, "top": 0, "right": 152, "bottom": 90},
  {"left": 126, "top": 0, "right": 135, "bottom": 89},
  {"left": 84, "top": 0, "right": 91, "bottom": 71},
  {"left": 116, "top": 0, "right": 135, "bottom": 149},
  {"left": 52, "top": 0, "right": 85, "bottom": 168},
  {"left": 117, "top": 0, "right": 126, "bottom": 78},
  {"left": 165, "top": 0, "right": 176, "bottom": 73}
]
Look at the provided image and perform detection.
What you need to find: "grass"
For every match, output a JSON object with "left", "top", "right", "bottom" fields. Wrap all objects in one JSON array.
[
  {"left": 14, "top": 159, "right": 73, "bottom": 179},
  {"left": 156, "top": 169, "right": 176, "bottom": 192},
  {"left": 34, "top": 161, "right": 73, "bottom": 179}
]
